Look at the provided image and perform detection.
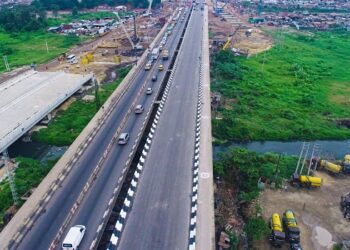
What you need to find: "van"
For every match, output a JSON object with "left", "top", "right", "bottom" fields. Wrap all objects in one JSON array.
[
  {"left": 118, "top": 133, "right": 129, "bottom": 145},
  {"left": 66, "top": 54, "right": 77, "bottom": 64},
  {"left": 62, "top": 225, "right": 86, "bottom": 250}
]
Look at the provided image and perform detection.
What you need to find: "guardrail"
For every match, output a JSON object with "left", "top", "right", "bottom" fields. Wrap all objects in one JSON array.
[
  {"left": 4, "top": 12, "right": 174, "bottom": 250},
  {"left": 188, "top": 23, "right": 204, "bottom": 250}
]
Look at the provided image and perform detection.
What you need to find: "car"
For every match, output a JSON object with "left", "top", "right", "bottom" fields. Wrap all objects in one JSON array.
[
  {"left": 146, "top": 87, "right": 153, "bottom": 95},
  {"left": 144, "top": 62, "right": 151, "bottom": 70},
  {"left": 62, "top": 225, "right": 86, "bottom": 250},
  {"left": 158, "top": 64, "right": 164, "bottom": 71},
  {"left": 135, "top": 105, "right": 144, "bottom": 114},
  {"left": 118, "top": 133, "right": 129, "bottom": 145},
  {"left": 152, "top": 75, "right": 157, "bottom": 81}
]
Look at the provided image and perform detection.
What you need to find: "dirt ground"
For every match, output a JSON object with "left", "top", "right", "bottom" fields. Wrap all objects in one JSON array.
[
  {"left": 208, "top": 0, "right": 273, "bottom": 55},
  {"left": 258, "top": 171, "right": 350, "bottom": 250},
  {"left": 38, "top": 4, "right": 176, "bottom": 83}
]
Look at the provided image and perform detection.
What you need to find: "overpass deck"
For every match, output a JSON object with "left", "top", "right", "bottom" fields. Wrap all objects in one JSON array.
[{"left": 0, "top": 70, "right": 93, "bottom": 153}]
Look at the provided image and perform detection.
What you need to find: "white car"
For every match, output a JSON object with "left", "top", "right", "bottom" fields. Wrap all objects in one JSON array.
[
  {"left": 62, "top": 225, "right": 86, "bottom": 250},
  {"left": 118, "top": 133, "right": 129, "bottom": 145},
  {"left": 146, "top": 87, "right": 153, "bottom": 95},
  {"left": 135, "top": 105, "right": 144, "bottom": 114}
]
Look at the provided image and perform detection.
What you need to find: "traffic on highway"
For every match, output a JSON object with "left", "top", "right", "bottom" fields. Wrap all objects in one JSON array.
[{"left": 12, "top": 6, "right": 192, "bottom": 250}]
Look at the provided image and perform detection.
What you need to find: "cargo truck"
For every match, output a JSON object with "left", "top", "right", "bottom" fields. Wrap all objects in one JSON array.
[
  {"left": 341, "top": 192, "right": 350, "bottom": 220},
  {"left": 320, "top": 160, "right": 350, "bottom": 174},
  {"left": 151, "top": 48, "right": 160, "bottom": 61},
  {"left": 162, "top": 49, "right": 169, "bottom": 60},
  {"left": 268, "top": 213, "right": 285, "bottom": 247},
  {"left": 291, "top": 173, "right": 322, "bottom": 188},
  {"left": 283, "top": 209, "right": 300, "bottom": 244}
]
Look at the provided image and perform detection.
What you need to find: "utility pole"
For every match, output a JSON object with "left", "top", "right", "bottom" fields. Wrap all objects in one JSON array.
[
  {"left": 45, "top": 39, "right": 49, "bottom": 53},
  {"left": 94, "top": 78, "right": 101, "bottom": 111},
  {"left": 2, "top": 150, "right": 19, "bottom": 205},
  {"left": 3, "top": 56, "right": 10, "bottom": 71},
  {"left": 274, "top": 153, "right": 282, "bottom": 184}
]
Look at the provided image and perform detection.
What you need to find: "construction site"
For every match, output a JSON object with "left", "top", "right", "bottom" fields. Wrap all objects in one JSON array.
[
  {"left": 210, "top": 0, "right": 350, "bottom": 249},
  {"left": 208, "top": 0, "right": 272, "bottom": 56},
  {"left": 215, "top": 142, "right": 350, "bottom": 250},
  {"left": 39, "top": 6, "right": 175, "bottom": 83}
]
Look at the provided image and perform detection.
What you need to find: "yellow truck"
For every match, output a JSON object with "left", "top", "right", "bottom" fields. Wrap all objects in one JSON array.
[
  {"left": 268, "top": 213, "right": 285, "bottom": 247},
  {"left": 320, "top": 160, "right": 342, "bottom": 174},
  {"left": 291, "top": 173, "right": 322, "bottom": 188},
  {"left": 320, "top": 159, "right": 350, "bottom": 174},
  {"left": 283, "top": 209, "right": 300, "bottom": 244}
]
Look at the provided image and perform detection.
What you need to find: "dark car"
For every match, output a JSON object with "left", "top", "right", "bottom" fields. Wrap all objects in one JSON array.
[{"left": 152, "top": 75, "right": 157, "bottom": 81}]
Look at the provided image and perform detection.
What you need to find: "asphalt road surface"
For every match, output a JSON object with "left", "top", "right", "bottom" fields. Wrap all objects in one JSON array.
[
  {"left": 118, "top": 7, "right": 203, "bottom": 250},
  {"left": 15, "top": 10, "right": 189, "bottom": 250}
]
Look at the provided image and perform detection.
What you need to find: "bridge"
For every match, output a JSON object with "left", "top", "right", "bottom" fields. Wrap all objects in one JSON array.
[
  {"left": 0, "top": 71, "right": 93, "bottom": 154},
  {"left": 0, "top": 2, "right": 214, "bottom": 249}
]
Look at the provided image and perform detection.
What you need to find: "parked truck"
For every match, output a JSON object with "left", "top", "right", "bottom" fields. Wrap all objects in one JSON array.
[
  {"left": 341, "top": 192, "right": 350, "bottom": 220},
  {"left": 283, "top": 209, "right": 300, "bottom": 244},
  {"left": 319, "top": 159, "right": 350, "bottom": 174},
  {"left": 291, "top": 173, "right": 322, "bottom": 188},
  {"left": 268, "top": 213, "right": 285, "bottom": 247},
  {"left": 162, "top": 49, "right": 169, "bottom": 60}
]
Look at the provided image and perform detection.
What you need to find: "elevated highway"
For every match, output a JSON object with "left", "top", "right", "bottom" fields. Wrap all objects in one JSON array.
[
  {"left": 0, "top": 7, "right": 188, "bottom": 250},
  {"left": 0, "top": 3, "right": 215, "bottom": 250}
]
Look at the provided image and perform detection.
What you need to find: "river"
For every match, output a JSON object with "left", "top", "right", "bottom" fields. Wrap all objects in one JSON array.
[{"left": 213, "top": 140, "right": 350, "bottom": 160}]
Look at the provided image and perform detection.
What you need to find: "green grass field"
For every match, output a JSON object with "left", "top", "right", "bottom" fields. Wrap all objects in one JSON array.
[
  {"left": 0, "top": 31, "right": 86, "bottom": 72},
  {"left": 212, "top": 30, "right": 350, "bottom": 142},
  {"left": 0, "top": 157, "right": 57, "bottom": 227}
]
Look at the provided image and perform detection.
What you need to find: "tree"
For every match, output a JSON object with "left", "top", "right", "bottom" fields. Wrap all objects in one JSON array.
[
  {"left": 51, "top": 4, "right": 59, "bottom": 17},
  {"left": 0, "top": 5, "right": 47, "bottom": 32},
  {"left": 72, "top": 6, "right": 79, "bottom": 17}
]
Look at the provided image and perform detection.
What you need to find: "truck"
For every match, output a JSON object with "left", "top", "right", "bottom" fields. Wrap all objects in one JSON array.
[
  {"left": 162, "top": 49, "right": 169, "bottom": 60},
  {"left": 341, "top": 192, "right": 350, "bottom": 220},
  {"left": 268, "top": 213, "right": 285, "bottom": 247},
  {"left": 66, "top": 54, "right": 78, "bottom": 64},
  {"left": 319, "top": 159, "right": 350, "bottom": 175},
  {"left": 291, "top": 173, "right": 322, "bottom": 188},
  {"left": 282, "top": 209, "right": 300, "bottom": 244},
  {"left": 151, "top": 48, "right": 160, "bottom": 61}
]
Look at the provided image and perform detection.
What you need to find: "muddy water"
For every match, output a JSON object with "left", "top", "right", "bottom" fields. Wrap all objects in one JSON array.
[
  {"left": 214, "top": 140, "right": 350, "bottom": 159},
  {"left": 312, "top": 226, "right": 335, "bottom": 250},
  {"left": 8, "top": 140, "right": 67, "bottom": 164}
]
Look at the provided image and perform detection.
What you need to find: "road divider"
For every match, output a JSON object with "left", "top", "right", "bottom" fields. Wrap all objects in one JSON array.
[
  {"left": 187, "top": 7, "right": 205, "bottom": 250},
  {"left": 104, "top": 6, "right": 193, "bottom": 250}
]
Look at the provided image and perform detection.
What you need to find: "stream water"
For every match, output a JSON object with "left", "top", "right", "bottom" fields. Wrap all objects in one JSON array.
[
  {"left": 8, "top": 140, "right": 67, "bottom": 164},
  {"left": 213, "top": 140, "right": 350, "bottom": 160}
]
